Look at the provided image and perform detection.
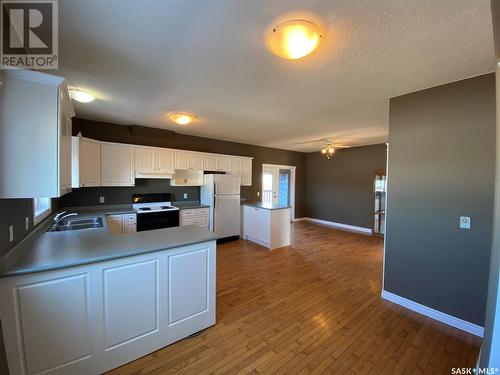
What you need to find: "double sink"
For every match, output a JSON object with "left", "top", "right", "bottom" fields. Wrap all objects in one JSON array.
[{"left": 47, "top": 217, "right": 104, "bottom": 232}]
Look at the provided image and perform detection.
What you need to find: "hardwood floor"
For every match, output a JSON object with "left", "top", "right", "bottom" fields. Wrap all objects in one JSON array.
[{"left": 107, "top": 222, "right": 481, "bottom": 375}]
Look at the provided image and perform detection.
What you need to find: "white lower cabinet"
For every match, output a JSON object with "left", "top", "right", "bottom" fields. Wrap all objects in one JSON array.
[
  {"left": 179, "top": 208, "right": 209, "bottom": 229},
  {"left": 106, "top": 213, "right": 137, "bottom": 234},
  {"left": 0, "top": 241, "right": 216, "bottom": 375},
  {"left": 243, "top": 205, "right": 290, "bottom": 249}
]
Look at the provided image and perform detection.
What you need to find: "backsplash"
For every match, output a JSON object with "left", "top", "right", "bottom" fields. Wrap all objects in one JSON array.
[
  {"left": 58, "top": 179, "right": 200, "bottom": 208},
  {"left": 0, "top": 198, "right": 59, "bottom": 256}
]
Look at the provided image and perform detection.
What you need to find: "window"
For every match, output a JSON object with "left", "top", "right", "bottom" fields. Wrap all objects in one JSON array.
[
  {"left": 262, "top": 173, "right": 273, "bottom": 205},
  {"left": 33, "top": 198, "right": 51, "bottom": 225}
]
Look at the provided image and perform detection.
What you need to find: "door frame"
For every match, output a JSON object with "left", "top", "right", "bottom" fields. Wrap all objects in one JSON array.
[{"left": 262, "top": 163, "right": 296, "bottom": 220}]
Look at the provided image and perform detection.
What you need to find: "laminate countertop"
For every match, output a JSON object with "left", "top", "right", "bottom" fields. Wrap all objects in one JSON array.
[
  {"left": 242, "top": 202, "right": 291, "bottom": 210},
  {"left": 173, "top": 202, "right": 211, "bottom": 210},
  {"left": 0, "top": 207, "right": 217, "bottom": 278}
]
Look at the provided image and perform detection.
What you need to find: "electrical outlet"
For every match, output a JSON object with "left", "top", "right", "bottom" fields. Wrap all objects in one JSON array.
[
  {"left": 257, "top": 191, "right": 260, "bottom": 197},
  {"left": 99, "top": 196, "right": 105, "bottom": 204},
  {"left": 460, "top": 216, "right": 471, "bottom": 230},
  {"left": 183, "top": 193, "right": 188, "bottom": 199},
  {"left": 9, "top": 225, "right": 13, "bottom": 242},
  {"left": 25, "top": 217, "right": 29, "bottom": 231}
]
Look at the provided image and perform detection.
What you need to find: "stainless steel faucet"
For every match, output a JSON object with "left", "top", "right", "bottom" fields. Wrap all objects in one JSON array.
[{"left": 53, "top": 211, "right": 78, "bottom": 225}]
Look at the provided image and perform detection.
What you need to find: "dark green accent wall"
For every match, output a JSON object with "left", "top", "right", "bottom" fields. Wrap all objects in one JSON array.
[
  {"left": 384, "top": 73, "right": 496, "bottom": 326},
  {"left": 305, "top": 144, "right": 387, "bottom": 229}
]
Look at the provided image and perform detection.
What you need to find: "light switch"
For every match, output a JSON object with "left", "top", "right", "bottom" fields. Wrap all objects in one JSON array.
[
  {"left": 183, "top": 193, "right": 188, "bottom": 199},
  {"left": 99, "top": 196, "right": 105, "bottom": 204},
  {"left": 460, "top": 216, "right": 471, "bottom": 230}
]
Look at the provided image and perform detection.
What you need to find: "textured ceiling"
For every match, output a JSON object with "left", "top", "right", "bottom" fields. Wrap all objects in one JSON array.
[{"left": 54, "top": 0, "right": 495, "bottom": 152}]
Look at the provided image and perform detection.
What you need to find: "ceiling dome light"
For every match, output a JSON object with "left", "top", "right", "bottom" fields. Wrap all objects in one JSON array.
[
  {"left": 69, "top": 89, "right": 95, "bottom": 103},
  {"left": 267, "top": 19, "right": 323, "bottom": 60},
  {"left": 168, "top": 112, "right": 193, "bottom": 125}
]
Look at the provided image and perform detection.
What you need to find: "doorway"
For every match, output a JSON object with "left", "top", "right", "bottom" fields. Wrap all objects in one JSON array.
[{"left": 262, "top": 164, "right": 296, "bottom": 219}]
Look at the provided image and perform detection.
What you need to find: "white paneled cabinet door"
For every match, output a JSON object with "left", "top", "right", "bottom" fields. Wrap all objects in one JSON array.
[
  {"left": 106, "top": 214, "right": 123, "bottom": 234},
  {"left": 203, "top": 154, "right": 217, "bottom": 171},
  {"left": 79, "top": 139, "right": 101, "bottom": 187},
  {"left": 241, "top": 159, "right": 252, "bottom": 186},
  {"left": 174, "top": 151, "right": 189, "bottom": 170},
  {"left": 135, "top": 148, "right": 155, "bottom": 172},
  {"left": 188, "top": 153, "right": 203, "bottom": 170},
  {"left": 157, "top": 149, "right": 174, "bottom": 171},
  {"left": 101, "top": 143, "right": 135, "bottom": 186},
  {"left": 217, "top": 156, "right": 231, "bottom": 172},
  {"left": 101, "top": 258, "right": 161, "bottom": 370},
  {"left": 229, "top": 157, "right": 241, "bottom": 176},
  {"left": 0, "top": 273, "right": 93, "bottom": 375},
  {"left": 166, "top": 244, "right": 215, "bottom": 340}
]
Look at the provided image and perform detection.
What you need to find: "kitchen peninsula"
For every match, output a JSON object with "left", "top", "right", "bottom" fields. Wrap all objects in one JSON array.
[{"left": 0, "top": 209, "right": 216, "bottom": 375}]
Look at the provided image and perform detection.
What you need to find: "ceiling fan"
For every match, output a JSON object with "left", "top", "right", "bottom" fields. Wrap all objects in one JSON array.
[
  {"left": 314, "top": 138, "right": 350, "bottom": 159},
  {"left": 291, "top": 137, "right": 350, "bottom": 158}
]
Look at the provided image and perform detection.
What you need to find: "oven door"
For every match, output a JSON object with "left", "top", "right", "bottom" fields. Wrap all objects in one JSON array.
[{"left": 137, "top": 210, "right": 179, "bottom": 232}]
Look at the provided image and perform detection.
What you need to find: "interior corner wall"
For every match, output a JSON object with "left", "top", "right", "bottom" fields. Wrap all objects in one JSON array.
[
  {"left": 305, "top": 144, "right": 387, "bottom": 229},
  {"left": 384, "top": 73, "right": 496, "bottom": 326}
]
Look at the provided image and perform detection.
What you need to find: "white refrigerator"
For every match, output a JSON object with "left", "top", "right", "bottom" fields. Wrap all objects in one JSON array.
[{"left": 201, "top": 174, "right": 241, "bottom": 239}]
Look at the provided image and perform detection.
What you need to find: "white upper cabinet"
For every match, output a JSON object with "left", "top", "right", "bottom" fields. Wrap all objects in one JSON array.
[
  {"left": 78, "top": 138, "right": 101, "bottom": 187},
  {"left": 157, "top": 149, "right": 174, "bottom": 171},
  {"left": 135, "top": 148, "right": 155, "bottom": 172},
  {"left": 74, "top": 136, "right": 254, "bottom": 187},
  {"left": 135, "top": 147, "right": 174, "bottom": 177},
  {"left": 188, "top": 153, "right": 203, "bottom": 170},
  {"left": 217, "top": 156, "right": 231, "bottom": 172},
  {"left": 174, "top": 151, "right": 189, "bottom": 170},
  {"left": 0, "top": 70, "right": 75, "bottom": 198},
  {"left": 58, "top": 91, "right": 73, "bottom": 195},
  {"left": 101, "top": 143, "right": 135, "bottom": 186},
  {"left": 241, "top": 158, "right": 252, "bottom": 186},
  {"left": 203, "top": 154, "right": 218, "bottom": 171},
  {"left": 229, "top": 158, "right": 241, "bottom": 176}
]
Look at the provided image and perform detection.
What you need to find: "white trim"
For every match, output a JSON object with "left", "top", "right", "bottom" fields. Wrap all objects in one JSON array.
[
  {"left": 262, "top": 163, "right": 296, "bottom": 170},
  {"left": 381, "top": 290, "right": 484, "bottom": 337},
  {"left": 262, "top": 164, "right": 296, "bottom": 220},
  {"left": 294, "top": 217, "right": 373, "bottom": 234},
  {"left": 33, "top": 198, "right": 52, "bottom": 226},
  {"left": 382, "top": 143, "right": 389, "bottom": 291}
]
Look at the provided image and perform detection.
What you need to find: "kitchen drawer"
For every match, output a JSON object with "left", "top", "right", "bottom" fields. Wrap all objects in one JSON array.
[
  {"left": 183, "top": 217, "right": 208, "bottom": 224},
  {"left": 180, "top": 208, "right": 208, "bottom": 216},
  {"left": 124, "top": 213, "right": 137, "bottom": 223},
  {"left": 124, "top": 222, "right": 136, "bottom": 233}
]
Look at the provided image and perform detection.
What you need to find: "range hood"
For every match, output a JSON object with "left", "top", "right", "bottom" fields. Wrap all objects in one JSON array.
[
  {"left": 135, "top": 170, "right": 174, "bottom": 179},
  {"left": 170, "top": 169, "right": 204, "bottom": 186}
]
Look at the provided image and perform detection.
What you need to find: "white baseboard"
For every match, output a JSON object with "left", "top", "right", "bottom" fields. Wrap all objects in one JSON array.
[
  {"left": 293, "top": 217, "right": 373, "bottom": 235},
  {"left": 381, "top": 290, "right": 484, "bottom": 337}
]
